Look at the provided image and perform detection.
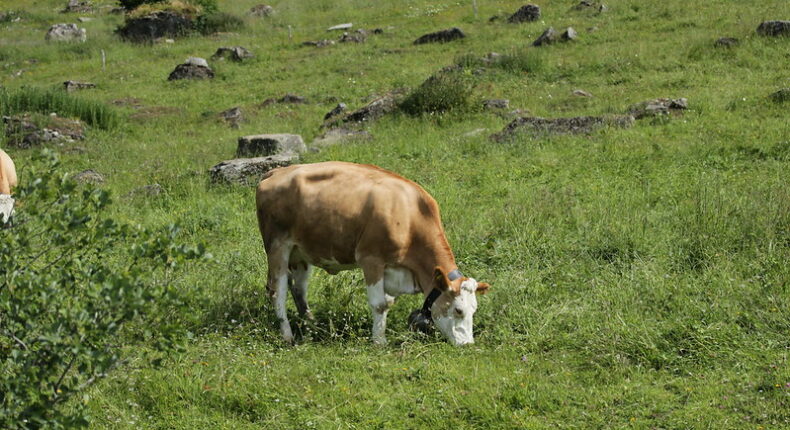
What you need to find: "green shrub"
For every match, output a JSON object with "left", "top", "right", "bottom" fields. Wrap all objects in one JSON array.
[
  {"left": 196, "top": 11, "right": 244, "bottom": 35},
  {"left": 0, "top": 151, "right": 207, "bottom": 429},
  {"left": 400, "top": 71, "right": 481, "bottom": 116},
  {"left": 0, "top": 87, "right": 119, "bottom": 130}
]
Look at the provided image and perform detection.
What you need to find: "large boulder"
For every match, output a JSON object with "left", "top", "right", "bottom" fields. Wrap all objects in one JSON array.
[
  {"left": 507, "top": 4, "right": 540, "bottom": 23},
  {"left": 628, "top": 98, "right": 688, "bottom": 119},
  {"left": 491, "top": 115, "right": 634, "bottom": 141},
  {"left": 209, "top": 154, "right": 297, "bottom": 186},
  {"left": 168, "top": 57, "right": 214, "bottom": 80},
  {"left": 211, "top": 46, "right": 253, "bottom": 62},
  {"left": 45, "top": 23, "right": 87, "bottom": 42},
  {"left": 756, "top": 21, "right": 790, "bottom": 37},
  {"left": 236, "top": 134, "right": 306, "bottom": 157},
  {"left": 116, "top": 11, "right": 193, "bottom": 43},
  {"left": 413, "top": 27, "right": 466, "bottom": 44}
]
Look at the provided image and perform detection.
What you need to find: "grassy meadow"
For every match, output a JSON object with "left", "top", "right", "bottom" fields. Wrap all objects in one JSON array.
[{"left": 1, "top": 0, "right": 789, "bottom": 427}]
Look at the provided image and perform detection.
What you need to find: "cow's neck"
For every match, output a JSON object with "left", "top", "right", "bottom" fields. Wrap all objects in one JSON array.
[{"left": 414, "top": 237, "right": 457, "bottom": 295}]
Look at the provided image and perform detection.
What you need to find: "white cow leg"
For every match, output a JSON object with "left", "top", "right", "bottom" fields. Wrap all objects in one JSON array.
[
  {"left": 366, "top": 278, "right": 394, "bottom": 345},
  {"left": 289, "top": 264, "right": 313, "bottom": 320},
  {"left": 267, "top": 243, "right": 294, "bottom": 343}
]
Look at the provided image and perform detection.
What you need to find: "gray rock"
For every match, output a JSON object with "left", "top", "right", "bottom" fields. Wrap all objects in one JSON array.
[
  {"left": 562, "top": 27, "right": 578, "bottom": 41},
  {"left": 249, "top": 4, "right": 274, "bottom": 17},
  {"left": 312, "top": 128, "right": 371, "bottom": 148},
  {"left": 328, "top": 23, "right": 352, "bottom": 31},
  {"left": 3, "top": 114, "right": 85, "bottom": 148},
  {"left": 45, "top": 23, "right": 87, "bottom": 42},
  {"left": 628, "top": 98, "right": 688, "bottom": 119},
  {"left": 168, "top": 59, "right": 214, "bottom": 80},
  {"left": 63, "top": 0, "right": 92, "bottom": 13},
  {"left": 756, "top": 20, "right": 790, "bottom": 37},
  {"left": 116, "top": 11, "right": 193, "bottom": 43},
  {"left": 212, "top": 46, "right": 253, "bottom": 62},
  {"left": 571, "top": 1, "right": 607, "bottom": 13},
  {"left": 0, "top": 195, "right": 14, "bottom": 224},
  {"left": 413, "top": 27, "right": 465, "bottom": 44},
  {"left": 491, "top": 115, "right": 634, "bottom": 141},
  {"left": 77, "top": 17, "right": 93, "bottom": 22},
  {"left": 219, "top": 107, "right": 243, "bottom": 128},
  {"left": 63, "top": 80, "right": 96, "bottom": 92},
  {"left": 573, "top": 89, "right": 593, "bottom": 97},
  {"left": 770, "top": 88, "right": 790, "bottom": 103},
  {"left": 483, "top": 99, "right": 510, "bottom": 109},
  {"left": 302, "top": 39, "right": 335, "bottom": 47},
  {"left": 209, "top": 154, "right": 297, "bottom": 186},
  {"left": 261, "top": 94, "right": 308, "bottom": 107},
  {"left": 324, "top": 89, "right": 407, "bottom": 128},
  {"left": 532, "top": 27, "right": 558, "bottom": 46},
  {"left": 237, "top": 134, "right": 306, "bottom": 157},
  {"left": 323, "top": 103, "right": 347, "bottom": 121},
  {"left": 714, "top": 37, "right": 739, "bottom": 47},
  {"left": 72, "top": 169, "right": 104, "bottom": 185},
  {"left": 507, "top": 4, "right": 541, "bottom": 23},
  {"left": 339, "top": 30, "right": 366, "bottom": 43}
]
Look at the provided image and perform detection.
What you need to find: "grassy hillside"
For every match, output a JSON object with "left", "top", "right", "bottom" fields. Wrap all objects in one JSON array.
[{"left": 1, "top": 0, "right": 789, "bottom": 428}]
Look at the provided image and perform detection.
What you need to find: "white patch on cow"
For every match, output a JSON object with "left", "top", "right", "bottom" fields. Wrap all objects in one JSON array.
[
  {"left": 366, "top": 278, "right": 394, "bottom": 344},
  {"left": 383, "top": 267, "right": 420, "bottom": 297},
  {"left": 433, "top": 278, "right": 480, "bottom": 346},
  {"left": 273, "top": 273, "right": 294, "bottom": 343}
]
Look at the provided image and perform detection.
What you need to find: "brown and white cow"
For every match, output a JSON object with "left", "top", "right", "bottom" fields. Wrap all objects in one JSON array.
[
  {"left": 0, "top": 148, "right": 17, "bottom": 195},
  {"left": 255, "top": 161, "right": 489, "bottom": 345}
]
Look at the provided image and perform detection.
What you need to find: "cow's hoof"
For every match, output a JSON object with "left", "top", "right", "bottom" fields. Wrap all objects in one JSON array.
[{"left": 372, "top": 336, "right": 388, "bottom": 346}]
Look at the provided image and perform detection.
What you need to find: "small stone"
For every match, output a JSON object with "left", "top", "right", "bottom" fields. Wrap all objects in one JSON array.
[
  {"left": 63, "top": 0, "right": 92, "bottom": 13},
  {"left": 323, "top": 89, "right": 407, "bottom": 128},
  {"left": 184, "top": 56, "right": 208, "bottom": 68},
  {"left": 714, "top": 37, "right": 739, "bottom": 47},
  {"left": 312, "top": 128, "right": 370, "bottom": 148},
  {"left": 77, "top": 17, "right": 93, "bottom": 22},
  {"left": 63, "top": 80, "right": 96, "bottom": 92},
  {"left": 483, "top": 99, "right": 509, "bottom": 109},
  {"left": 323, "top": 103, "right": 347, "bottom": 121},
  {"left": 237, "top": 134, "right": 306, "bottom": 157},
  {"left": 45, "top": 23, "right": 87, "bottom": 42},
  {"left": 219, "top": 107, "right": 243, "bottom": 128},
  {"left": 756, "top": 20, "right": 790, "bottom": 37},
  {"left": 249, "top": 4, "right": 274, "bottom": 17},
  {"left": 339, "top": 30, "right": 366, "bottom": 43},
  {"left": 212, "top": 46, "right": 253, "bottom": 62},
  {"left": 328, "top": 23, "right": 352, "bottom": 31},
  {"left": 573, "top": 89, "right": 593, "bottom": 97},
  {"left": 769, "top": 88, "right": 790, "bottom": 103},
  {"left": 72, "top": 169, "right": 104, "bottom": 185},
  {"left": 532, "top": 27, "right": 558, "bottom": 46},
  {"left": 507, "top": 4, "right": 541, "bottom": 23},
  {"left": 571, "top": 1, "right": 607, "bottom": 13},
  {"left": 413, "top": 27, "right": 465, "bottom": 45},
  {"left": 628, "top": 98, "right": 688, "bottom": 119},
  {"left": 168, "top": 58, "right": 213, "bottom": 80},
  {"left": 562, "top": 27, "right": 578, "bottom": 41},
  {"left": 209, "top": 154, "right": 297, "bottom": 186}
]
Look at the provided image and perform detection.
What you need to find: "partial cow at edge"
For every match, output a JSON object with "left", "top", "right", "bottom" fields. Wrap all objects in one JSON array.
[
  {"left": 0, "top": 149, "right": 18, "bottom": 223},
  {"left": 255, "top": 161, "right": 490, "bottom": 346}
]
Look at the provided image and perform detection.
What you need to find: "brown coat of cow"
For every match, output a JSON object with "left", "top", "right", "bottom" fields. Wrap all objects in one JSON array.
[{"left": 255, "top": 161, "right": 488, "bottom": 345}]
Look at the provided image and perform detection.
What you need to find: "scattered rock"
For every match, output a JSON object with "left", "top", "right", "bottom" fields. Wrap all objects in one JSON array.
[
  {"left": 483, "top": 99, "right": 509, "bottom": 109},
  {"left": 312, "top": 128, "right": 371, "bottom": 148},
  {"left": 481, "top": 52, "right": 503, "bottom": 65},
  {"left": 0, "top": 194, "right": 14, "bottom": 224},
  {"left": 328, "top": 23, "right": 352, "bottom": 31},
  {"left": 756, "top": 20, "right": 790, "bottom": 37},
  {"left": 372, "top": 28, "right": 384, "bottom": 34},
  {"left": 324, "top": 89, "right": 407, "bottom": 128},
  {"left": 209, "top": 154, "right": 297, "bottom": 186},
  {"left": 77, "top": 17, "right": 93, "bottom": 22},
  {"left": 249, "top": 4, "right": 274, "bottom": 17},
  {"left": 571, "top": 1, "right": 607, "bottom": 13},
  {"left": 72, "top": 169, "right": 104, "bottom": 185},
  {"left": 573, "top": 89, "right": 593, "bottom": 97},
  {"left": 168, "top": 57, "right": 214, "bottom": 80},
  {"left": 532, "top": 27, "right": 577, "bottom": 46},
  {"left": 261, "top": 94, "right": 308, "bottom": 107},
  {"left": 62, "top": 0, "right": 92, "bottom": 13},
  {"left": 769, "top": 88, "right": 790, "bottom": 103},
  {"left": 628, "top": 98, "right": 688, "bottom": 119},
  {"left": 116, "top": 11, "right": 193, "bottom": 43},
  {"left": 413, "top": 27, "right": 466, "bottom": 45},
  {"left": 339, "top": 30, "right": 366, "bottom": 43},
  {"left": 714, "top": 37, "right": 739, "bottom": 47},
  {"left": 507, "top": 4, "right": 541, "bottom": 23},
  {"left": 212, "top": 46, "right": 253, "bottom": 62},
  {"left": 111, "top": 97, "right": 143, "bottom": 108},
  {"left": 219, "top": 107, "right": 243, "bottom": 128},
  {"left": 302, "top": 39, "right": 335, "bottom": 48},
  {"left": 236, "top": 134, "right": 306, "bottom": 157},
  {"left": 45, "top": 23, "right": 87, "bottom": 42},
  {"left": 323, "top": 103, "right": 347, "bottom": 121},
  {"left": 491, "top": 115, "right": 634, "bottom": 141},
  {"left": 63, "top": 80, "right": 96, "bottom": 92},
  {"left": 3, "top": 114, "right": 85, "bottom": 148}
]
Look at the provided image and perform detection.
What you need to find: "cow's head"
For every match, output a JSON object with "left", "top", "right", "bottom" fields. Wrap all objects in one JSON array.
[{"left": 430, "top": 267, "right": 490, "bottom": 346}]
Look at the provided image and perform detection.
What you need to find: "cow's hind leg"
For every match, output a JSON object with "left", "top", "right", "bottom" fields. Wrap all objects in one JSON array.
[
  {"left": 288, "top": 263, "right": 314, "bottom": 320},
  {"left": 266, "top": 241, "right": 295, "bottom": 343},
  {"left": 361, "top": 261, "right": 394, "bottom": 345}
]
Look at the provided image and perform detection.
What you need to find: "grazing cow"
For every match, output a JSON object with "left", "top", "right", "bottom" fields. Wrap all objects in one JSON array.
[
  {"left": 256, "top": 162, "right": 490, "bottom": 345},
  {"left": 0, "top": 149, "right": 17, "bottom": 195}
]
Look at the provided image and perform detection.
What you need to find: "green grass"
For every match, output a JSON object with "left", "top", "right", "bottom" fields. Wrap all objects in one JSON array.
[{"left": 2, "top": 0, "right": 790, "bottom": 428}]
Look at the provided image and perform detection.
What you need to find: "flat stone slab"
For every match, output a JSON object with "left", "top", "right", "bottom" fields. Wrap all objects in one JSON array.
[
  {"left": 328, "top": 23, "right": 352, "bottom": 31},
  {"left": 209, "top": 154, "right": 297, "bottom": 186},
  {"left": 237, "top": 134, "right": 306, "bottom": 157},
  {"left": 64, "top": 80, "right": 96, "bottom": 91},
  {"left": 491, "top": 115, "right": 634, "bottom": 141}
]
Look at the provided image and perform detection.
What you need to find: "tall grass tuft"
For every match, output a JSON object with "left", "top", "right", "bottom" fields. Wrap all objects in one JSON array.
[
  {"left": 400, "top": 71, "right": 481, "bottom": 116},
  {"left": 0, "top": 87, "right": 119, "bottom": 129}
]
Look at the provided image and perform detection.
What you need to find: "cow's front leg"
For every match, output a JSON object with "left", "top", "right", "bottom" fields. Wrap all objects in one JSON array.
[{"left": 366, "top": 279, "right": 395, "bottom": 345}]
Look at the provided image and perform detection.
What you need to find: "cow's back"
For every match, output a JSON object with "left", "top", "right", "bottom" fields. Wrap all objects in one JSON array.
[{"left": 256, "top": 162, "right": 439, "bottom": 267}]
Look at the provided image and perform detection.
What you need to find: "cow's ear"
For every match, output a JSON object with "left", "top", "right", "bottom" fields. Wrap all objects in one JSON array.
[
  {"left": 475, "top": 282, "right": 490, "bottom": 295},
  {"left": 433, "top": 267, "right": 450, "bottom": 291}
]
